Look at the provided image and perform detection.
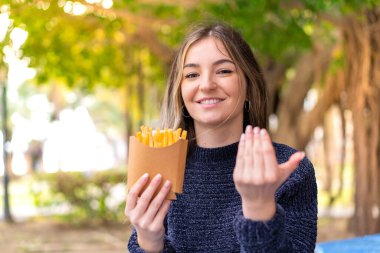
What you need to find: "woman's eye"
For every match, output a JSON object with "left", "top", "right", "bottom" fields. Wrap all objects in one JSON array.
[
  {"left": 184, "top": 73, "right": 199, "bottom": 79},
  {"left": 217, "top": 69, "right": 233, "bottom": 75}
]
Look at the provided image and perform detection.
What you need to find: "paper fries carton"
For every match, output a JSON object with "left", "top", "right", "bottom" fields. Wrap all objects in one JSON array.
[{"left": 127, "top": 136, "right": 188, "bottom": 200}]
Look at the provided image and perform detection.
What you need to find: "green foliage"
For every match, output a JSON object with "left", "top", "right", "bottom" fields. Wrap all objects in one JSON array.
[
  {"left": 5, "top": 1, "right": 176, "bottom": 133},
  {"left": 188, "top": 0, "right": 380, "bottom": 62},
  {"left": 191, "top": 0, "right": 313, "bottom": 61},
  {"left": 30, "top": 169, "right": 127, "bottom": 225},
  {"left": 6, "top": 0, "right": 380, "bottom": 89},
  {"left": 303, "top": 0, "right": 380, "bottom": 14},
  {"left": 7, "top": 1, "right": 167, "bottom": 93},
  {"left": 4, "top": 0, "right": 380, "bottom": 134},
  {"left": 13, "top": 6, "right": 127, "bottom": 90}
]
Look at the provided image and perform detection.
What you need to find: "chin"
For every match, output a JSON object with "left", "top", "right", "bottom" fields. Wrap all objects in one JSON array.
[
  {"left": 195, "top": 112, "right": 243, "bottom": 129},
  {"left": 197, "top": 117, "right": 229, "bottom": 127}
]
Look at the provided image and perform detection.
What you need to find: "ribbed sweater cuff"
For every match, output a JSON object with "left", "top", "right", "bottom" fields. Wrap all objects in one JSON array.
[
  {"left": 233, "top": 204, "right": 285, "bottom": 247},
  {"left": 162, "top": 237, "right": 176, "bottom": 253},
  {"left": 128, "top": 236, "right": 175, "bottom": 253}
]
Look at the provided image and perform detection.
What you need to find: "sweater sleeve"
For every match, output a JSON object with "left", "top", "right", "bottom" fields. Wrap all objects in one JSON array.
[
  {"left": 128, "top": 223, "right": 176, "bottom": 252},
  {"left": 233, "top": 158, "right": 318, "bottom": 253}
]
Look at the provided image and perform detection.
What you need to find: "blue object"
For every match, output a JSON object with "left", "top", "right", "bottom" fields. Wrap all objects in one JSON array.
[{"left": 315, "top": 234, "right": 380, "bottom": 253}]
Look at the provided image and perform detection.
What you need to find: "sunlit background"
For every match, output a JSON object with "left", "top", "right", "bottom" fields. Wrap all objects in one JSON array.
[
  {"left": 1, "top": 2, "right": 125, "bottom": 178},
  {"left": 0, "top": 0, "right": 379, "bottom": 252}
]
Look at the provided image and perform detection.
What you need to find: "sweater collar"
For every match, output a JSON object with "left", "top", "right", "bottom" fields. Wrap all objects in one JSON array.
[{"left": 188, "top": 142, "right": 239, "bottom": 163}]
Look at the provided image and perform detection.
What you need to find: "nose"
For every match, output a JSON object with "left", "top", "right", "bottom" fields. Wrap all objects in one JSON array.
[{"left": 199, "top": 73, "right": 217, "bottom": 91}]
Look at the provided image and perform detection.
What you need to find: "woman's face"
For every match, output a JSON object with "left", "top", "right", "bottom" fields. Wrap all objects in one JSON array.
[{"left": 181, "top": 37, "right": 247, "bottom": 131}]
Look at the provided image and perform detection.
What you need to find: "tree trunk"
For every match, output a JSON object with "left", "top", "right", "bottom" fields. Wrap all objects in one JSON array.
[
  {"left": 137, "top": 51, "right": 145, "bottom": 126},
  {"left": 342, "top": 9, "right": 380, "bottom": 235},
  {"left": 272, "top": 7, "right": 380, "bottom": 235},
  {"left": 1, "top": 68, "right": 13, "bottom": 222},
  {"left": 262, "top": 59, "right": 287, "bottom": 115},
  {"left": 329, "top": 104, "right": 347, "bottom": 205},
  {"left": 273, "top": 47, "right": 335, "bottom": 150}
]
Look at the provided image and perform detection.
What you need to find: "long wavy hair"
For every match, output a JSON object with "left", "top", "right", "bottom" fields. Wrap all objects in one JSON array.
[{"left": 160, "top": 22, "right": 268, "bottom": 146}]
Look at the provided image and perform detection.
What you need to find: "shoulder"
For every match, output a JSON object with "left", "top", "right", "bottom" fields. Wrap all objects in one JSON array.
[
  {"left": 273, "top": 142, "right": 316, "bottom": 195},
  {"left": 273, "top": 142, "right": 314, "bottom": 172},
  {"left": 273, "top": 142, "right": 297, "bottom": 164}
]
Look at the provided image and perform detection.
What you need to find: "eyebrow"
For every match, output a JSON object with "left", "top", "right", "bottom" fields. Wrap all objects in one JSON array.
[{"left": 183, "top": 59, "right": 235, "bottom": 69}]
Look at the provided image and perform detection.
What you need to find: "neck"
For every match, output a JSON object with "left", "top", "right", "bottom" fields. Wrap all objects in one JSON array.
[{"left": 194, "top": 122, "right": 242, "bottom": 148}]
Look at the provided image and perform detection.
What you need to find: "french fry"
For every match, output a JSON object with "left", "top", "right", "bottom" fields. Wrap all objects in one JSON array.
[
  {"left": 148, "top": 132, "right": 154, "bottom": 147},
  {"left": 181, "top": 130, "right": 187, "bottom": 140},
  {"left": 168, "top": 129, "right": 173, "bottom": 145},
  {"left": 163, "top": 128, "right": 168, "bottom": 147},
  {"left": 136, "top": 132, "right": 142, "bottom": 143},
  {"left": 140, "top": 125, "right": 146, "bottom": 136},
  {"left": 154, "top": 128, "right": 161, "bottom": 144},
  {"left": 135, "top": 126, "right": 187, "bottom": 147},
  {"left": 175, "top": 128, "right": 182, "bottom": 142}
]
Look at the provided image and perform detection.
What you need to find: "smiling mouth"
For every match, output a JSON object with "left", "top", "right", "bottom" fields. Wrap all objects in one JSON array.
[{"left": 198, "top": 98, "right": 224, "bottom": 105}]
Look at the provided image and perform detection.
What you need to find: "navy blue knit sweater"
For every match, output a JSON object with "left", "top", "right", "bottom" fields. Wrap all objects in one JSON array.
[{"left": 128, "top": 142, "right": 318, "bottom": 252}]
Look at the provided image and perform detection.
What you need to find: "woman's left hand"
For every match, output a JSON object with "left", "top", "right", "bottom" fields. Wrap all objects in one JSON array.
[{"left": 233, "top": 125, "right": 305, "bottom": 221}]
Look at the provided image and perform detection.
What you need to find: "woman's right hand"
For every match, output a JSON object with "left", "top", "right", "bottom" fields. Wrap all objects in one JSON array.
[{"left": 125, "top": 173, "right": 172, "bottom": 253}]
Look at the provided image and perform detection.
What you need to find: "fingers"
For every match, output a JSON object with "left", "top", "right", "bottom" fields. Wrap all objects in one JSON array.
[
  {"left": 244, "top": 125, "right": 253, "bottom": 170},
  {"left": 279, "top": 152, "right": 305, "bottom": 171},
  {"left": 136, "top": 180, "right": 172, "bottom": 234},
  {"left": 151, "top": 199, "right": 171, "bottom": 228},
  {"left": 279, "top": 151, "right": 305, "bottom": 182},
  {"left": 135, "top": 174, "right": 164, "bottom": 214},
  {"left": 125, "top": 173, "right": 172, "bottom": 235},
  {"left": 235, "top": 133, "right": 245, "bottom": 171},
  {"left": 234, "top": 126, "right": 308, "bottom": 210},
  {"left": 260, "top": 129, "right": 278, "bottom": 182},
  {"left": 235, "top": 126, "right": 280, "bottom": 186},
  {"left": 252, "top": 127, "right": 264, "bottom": 183},
  {"left": 144, "top": 180, "right": 172, "bottom": 221},
  {"left": 125, "top": 173, "right": 149, "bottom": 214}
]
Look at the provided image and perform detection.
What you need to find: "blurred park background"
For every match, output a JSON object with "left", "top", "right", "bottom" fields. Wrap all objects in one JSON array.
[{"left": 0, "top": 0, "right": 379, "bottom": 252}]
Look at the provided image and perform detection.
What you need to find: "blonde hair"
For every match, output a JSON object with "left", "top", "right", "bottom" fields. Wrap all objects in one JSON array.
[{"left": 160, "top": 22, "right": 268, "bottom": 146}]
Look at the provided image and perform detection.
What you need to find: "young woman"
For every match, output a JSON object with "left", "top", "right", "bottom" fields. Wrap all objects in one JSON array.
[{"left": 125, "top": 23, "right": 317, "bottom": 253}]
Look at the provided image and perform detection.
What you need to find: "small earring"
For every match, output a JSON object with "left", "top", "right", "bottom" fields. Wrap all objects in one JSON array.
[
  {"left": 182, "top": 105, "right": 191, "bottom": 118},
  {"left": 244, "top": 100, "right": 252, "bottom": 112}
]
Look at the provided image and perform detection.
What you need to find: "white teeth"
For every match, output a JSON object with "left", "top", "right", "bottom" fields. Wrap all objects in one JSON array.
[{"left": 200, "top": 99, "right": 222, "bottom": 105}]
